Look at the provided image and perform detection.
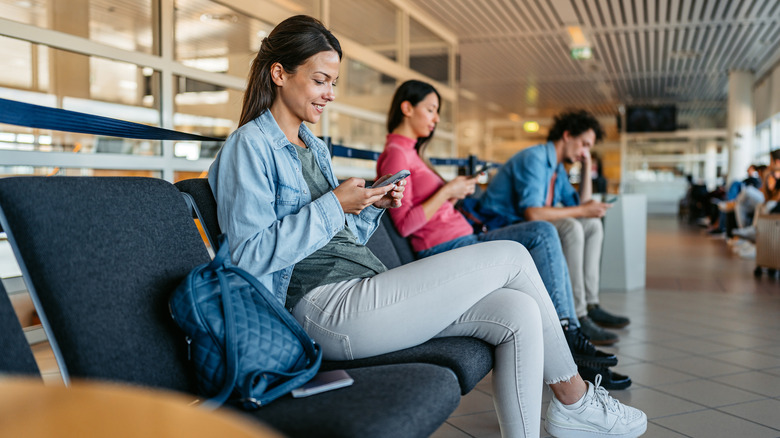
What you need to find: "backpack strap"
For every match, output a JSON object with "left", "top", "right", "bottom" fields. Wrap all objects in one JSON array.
[{"left": 200, "top": 239, "right": 240, "bottom": 409}]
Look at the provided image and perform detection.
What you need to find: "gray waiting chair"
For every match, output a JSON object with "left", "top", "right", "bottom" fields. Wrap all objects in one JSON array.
[
  {"left": 0, "top": 176, "right": 459, "bottom": 438},
  {"left": 0, "top": 281, "right": 40, "bottom": 377}
]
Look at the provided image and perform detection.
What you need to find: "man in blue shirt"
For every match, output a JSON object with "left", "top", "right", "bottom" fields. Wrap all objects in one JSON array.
[{"left": 479, "top": 110, "right": 630, "bottom": 343}]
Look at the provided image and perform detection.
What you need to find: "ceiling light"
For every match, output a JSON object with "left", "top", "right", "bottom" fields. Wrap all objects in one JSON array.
[
  {"left": 669, "top": 50, "right": 699, "bottom": 59},
  {"left": 523, "top": 121, "right": 540, "bottom": 133},
  {"left": 200, "top": 14, "right": 238, "bottom": 23}
]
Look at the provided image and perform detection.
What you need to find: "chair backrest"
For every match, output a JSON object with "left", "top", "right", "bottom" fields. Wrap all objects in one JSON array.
[
  {"left": 0, "top": 177, "right": 210, "bottom": 392},
  {"left": 366, "top": 214, "right": 417, "bottom": 268},
  {"left": 0, "top": 282, "right": 40, "bottom": 377},
  {"left": 175, "top": 178, "right": 221, "bottom": 250}
]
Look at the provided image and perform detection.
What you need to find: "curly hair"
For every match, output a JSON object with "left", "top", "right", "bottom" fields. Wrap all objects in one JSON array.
[{"left": 546, "top": 110, "right": 604, "bottom": 143}]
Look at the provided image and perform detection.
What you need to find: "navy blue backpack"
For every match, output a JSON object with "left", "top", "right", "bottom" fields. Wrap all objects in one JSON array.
[{"left": 169, "top": 235, "right": 322, "bottom": 409}]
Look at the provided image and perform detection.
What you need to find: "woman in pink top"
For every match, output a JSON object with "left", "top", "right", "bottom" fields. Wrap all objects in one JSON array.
[{"left": 377, "top": 80, "right": 632, "bottom": 389}]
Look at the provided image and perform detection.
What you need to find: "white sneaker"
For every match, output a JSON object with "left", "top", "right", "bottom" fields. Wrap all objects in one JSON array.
[{"left": 544, "top": 375, "right": 647, "bottom": 438}]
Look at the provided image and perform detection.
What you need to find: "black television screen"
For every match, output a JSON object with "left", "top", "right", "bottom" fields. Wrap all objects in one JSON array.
[{"left": 624, "top": 105, "right": 676, "bottom": 132}]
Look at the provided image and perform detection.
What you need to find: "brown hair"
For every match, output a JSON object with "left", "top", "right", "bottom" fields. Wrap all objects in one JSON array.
[{"left": 238, "top": 15, "right": 342, "bottom": 127}]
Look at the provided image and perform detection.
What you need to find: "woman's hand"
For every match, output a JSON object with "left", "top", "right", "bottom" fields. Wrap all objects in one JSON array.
[
  {"left": 333, "top": 177, "right": 395, "bottom": 215},
  {"left": 373, "top": 177, "right": 406, "bottom": 209},
  {"left": 442, "top": 176, "right": 477, "bottom": 200}
]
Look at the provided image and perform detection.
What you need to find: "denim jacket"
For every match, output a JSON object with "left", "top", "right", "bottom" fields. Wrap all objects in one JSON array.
[
  {"left": 208, "top": 110, "right": 383, "bottom": 305},
  {"left": 478, "top": 142, "right": 579, "bottom": 223}
]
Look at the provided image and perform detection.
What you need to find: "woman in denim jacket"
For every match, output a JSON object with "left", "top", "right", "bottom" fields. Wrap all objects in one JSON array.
[{"left": 208, "top": 15, "right": 645, "bottom": 438}]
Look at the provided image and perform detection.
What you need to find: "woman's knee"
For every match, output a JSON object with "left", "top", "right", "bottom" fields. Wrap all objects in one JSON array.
[
  {"left": 467, "top": 288, "right": 543, "bottom": 342},
  {"left": 555, "top": 217, "right": 584, "bottom": 242},
  {"left": 581, "top": 217, "right": 603, "bottom": 238}
]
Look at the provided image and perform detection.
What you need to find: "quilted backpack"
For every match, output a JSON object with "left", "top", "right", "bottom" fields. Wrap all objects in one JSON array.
[{"left": 169, "top": 235, "right": 322, "bottom": 408}]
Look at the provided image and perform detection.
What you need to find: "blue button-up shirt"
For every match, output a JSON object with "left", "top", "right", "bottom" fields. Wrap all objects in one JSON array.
[
  {"left": 479, "top": 142, "right": 580, "bottom": 223},
  {"left": 208, "top": 110, "right": 383, "bottom": 305}
]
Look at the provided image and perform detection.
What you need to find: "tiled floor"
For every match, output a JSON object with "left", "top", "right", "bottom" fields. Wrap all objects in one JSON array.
[{"left": 433, "top": 216, "right": 780, "bottom": 438}]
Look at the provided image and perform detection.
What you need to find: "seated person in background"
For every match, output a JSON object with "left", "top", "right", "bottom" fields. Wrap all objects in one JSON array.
[
  {"left": 376, "top": 80, "right": 629, "bottom": 387},
  {"left": 208, "top": 16, "right": 646, "bottom": 438},
  {"left": 764, "top": 149, "right": 780, "bottom": 212},
  {"left": 477, "top": 110, "right": 631, "bottom": 335}
]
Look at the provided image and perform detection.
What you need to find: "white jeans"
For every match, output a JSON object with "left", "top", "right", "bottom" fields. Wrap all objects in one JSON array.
[
  {"left": 292, "top": 240, "right": 577, "bottom": 438},
  {"left": 552, "top": 217, "right": 603, "bottom": 318}
]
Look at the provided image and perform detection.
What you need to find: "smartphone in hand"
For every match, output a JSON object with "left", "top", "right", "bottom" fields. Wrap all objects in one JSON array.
[
  {"left": 372, "top": 169, "right": 411, "bottom": 188},
  {"left": 605, "top": 196, "right": 618, "bottom": 203},
  {"left": 469, "top": 163, "right": 491, "bottom": 177}
]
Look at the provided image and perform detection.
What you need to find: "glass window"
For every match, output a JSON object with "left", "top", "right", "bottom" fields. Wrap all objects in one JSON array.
[
  {"left": 330, "top": 0, "right": 398, "bottom": 61},
  {"left": 174, "top": 0, "right": 273, "bottom": 78},
  {"left": 409, "top": 17, "right": 451, "bottom": 85},
  {"left": 341, "top": 58, "right": 397, "bottom": 114},
  {"left": 0, "top": 165, "right": 161, "bottom": 178},
  {"left": 329, "top": 112, "right": 385, "bottom": 152},
  {"left": 173, "top": 75, "right": 237, "bottom": 159},
  {"left": 426, "top": 136, "right": 456, "bottom": 163},
  {"left": 0, "top": 41, "right": 161, "bottom": 156},
  {"left": 0, "top": 0, "right": 154, "bottom": 54}
]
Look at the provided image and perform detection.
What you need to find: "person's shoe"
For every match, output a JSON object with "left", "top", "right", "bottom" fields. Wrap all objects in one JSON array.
[
  {"left": 564, "top": 325, "right": 618, "bottom": 368},
  {"left": 578, "top": 365, "right": 632, "bottom": 390},
  {"left": 579, "top": 316, "right": 619, "bottom": 346},
  {"left": 545, "top": 375, "right": 646, "bottom": 438},
  {"left": 588, "top": 304, "right": 630, "bottom": 328}
]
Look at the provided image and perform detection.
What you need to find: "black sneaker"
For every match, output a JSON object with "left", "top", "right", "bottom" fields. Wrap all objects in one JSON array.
[
  {"left": 587, "top": 304, "right": 630, "bottom": 328},
  {"left": 579, "top": 316, "right": 619, "bottom": 346},
  {"left": 578, "top": 365, "right": 632, "bottom": 390},
  {"left": 564, "top": 325, "right": 618, "bottom": 368}
]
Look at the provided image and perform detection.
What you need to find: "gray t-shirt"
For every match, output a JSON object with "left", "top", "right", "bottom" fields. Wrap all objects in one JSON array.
[{"left": 285, "top": 144, "right": 387, "bottom": 309}]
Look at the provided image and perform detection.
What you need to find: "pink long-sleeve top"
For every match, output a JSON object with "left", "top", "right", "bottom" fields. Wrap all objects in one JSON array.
[{"left": 376, "top": 133, "right": 474, "bottom": 252}]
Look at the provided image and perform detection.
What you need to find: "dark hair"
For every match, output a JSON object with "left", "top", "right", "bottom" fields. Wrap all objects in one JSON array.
[
  {"left": 546, "top": 110, "right": 604, "bottom": 143},
  {"left": 238, "top": 15, "right": 342, "bottom": 127},
  {"left": 387, "top": 79, "right": 441, "bottom": 156},
  {"left": 771, "top": 149, "right": 780, "bottom": 162}
]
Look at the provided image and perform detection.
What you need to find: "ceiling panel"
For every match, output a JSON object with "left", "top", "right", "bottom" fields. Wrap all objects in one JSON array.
[{"left": 414, "top": 0, "right": 780, "bottom": 127}]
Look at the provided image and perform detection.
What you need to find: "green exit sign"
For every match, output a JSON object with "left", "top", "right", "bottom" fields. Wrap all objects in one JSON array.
[{"left": 570, "top": 47, "right": 592, "bottom": 60}]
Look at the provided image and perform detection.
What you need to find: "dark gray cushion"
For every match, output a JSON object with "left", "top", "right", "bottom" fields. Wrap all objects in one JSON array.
[
  {"left": 0, "top": 282, "right": 39, "bottom": 376},
  {"left": 247, "top": 364, "right": 460, "bottom": 438},
  {"left": 0, "top": 177, "right": 209, "bottom": 393},
  {"left": 322, "top": 337, "right": 493, "bottom": 394}
]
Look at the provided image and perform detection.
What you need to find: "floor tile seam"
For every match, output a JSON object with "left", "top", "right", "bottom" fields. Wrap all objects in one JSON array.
[
  {"left": 639, "top": 339, "right": 744, "bottom": 355},
  {"left": 710, "top": 404, "right": 780, "bottom": 432},
  {"left": 706, "top": 374, "right": 780, "bottom": 398},
  {"left": 641, "top": 351, "right": 763, "bottom": 374},
  {"left": 635, "top": 386, "right": 715, "bottom": 410},
  {"left": 442, "top": 420, "right": 478, "bottom": 437},
  {"left": 646, "top": 419, "right": 695, "bottom": 437},
  {"left": 447, "top": 409, "right": 499, "bottom": 418},
  {"left": 648, "top": 382, "right": 768, "bottom": 410},
  {"left": 644, "top": 405, "right": 711, "bottom": 421}
]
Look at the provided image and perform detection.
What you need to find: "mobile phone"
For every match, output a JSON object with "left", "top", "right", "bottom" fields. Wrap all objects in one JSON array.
[
  {"left": 291, "top": 369, "right": 354, "bottom": 398},
  {"left": 372, "top": 169, "right": 411, "bottom": 188},
  {"left": 469, "top": 163, "right": 491, "bottom": 177},
  {"left": 605, "top": 196, "right": 618, "bottom": 203}
]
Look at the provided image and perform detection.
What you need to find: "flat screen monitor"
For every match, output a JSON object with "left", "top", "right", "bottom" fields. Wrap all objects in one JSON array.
[{"left": 624, "top": 105, "right": 676, "bottom": 132}]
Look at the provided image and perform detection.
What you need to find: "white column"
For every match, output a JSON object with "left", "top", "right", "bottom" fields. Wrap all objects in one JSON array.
[
  {"left": 727, "top": 70, "right": 755, "bottom": 184},
  {"left": 704, "top": 140, "right": 718, "bottom": 190}
]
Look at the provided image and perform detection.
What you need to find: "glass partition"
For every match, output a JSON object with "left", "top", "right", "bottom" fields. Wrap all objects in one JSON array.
[
  {"left": 0, "top": 0, "right": 154, "bottom": 54},
  {"left": 175, "top": 0, "right": 273, "bottom": 78},
  {"left": 409, "top": 17, "right": 451, "bottom": 85}
]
